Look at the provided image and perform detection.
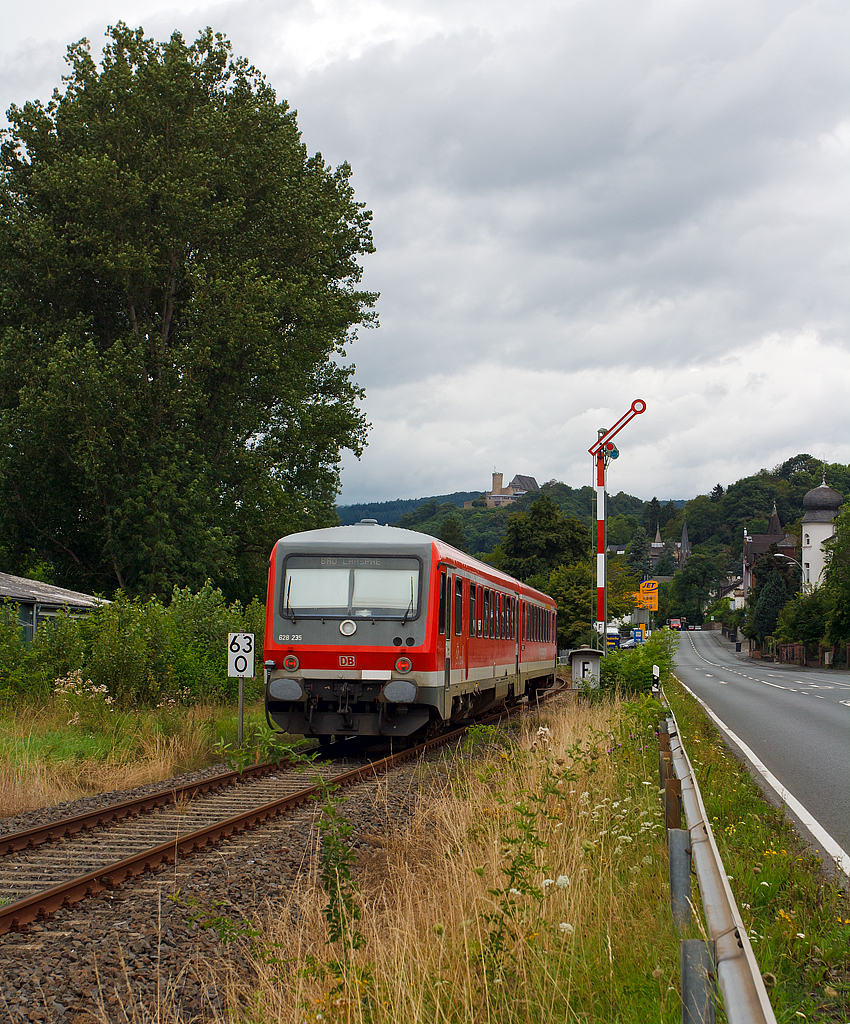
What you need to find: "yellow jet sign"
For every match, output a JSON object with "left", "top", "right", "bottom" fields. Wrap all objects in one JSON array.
[{"left": 635, "top": 580, "right": 659, "bottom": 611}]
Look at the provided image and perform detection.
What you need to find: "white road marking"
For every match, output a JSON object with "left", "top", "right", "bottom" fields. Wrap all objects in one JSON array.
[
  {"left": 675, "top": 678, "right": 850, "bottom": 880},
  {"left": 763, "top": 681, "right": 786, "bottom": 689}
]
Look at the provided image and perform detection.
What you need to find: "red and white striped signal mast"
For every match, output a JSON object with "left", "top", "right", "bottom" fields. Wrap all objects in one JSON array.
[{"left": 587, "top": 399, "right": 647, "bottom": 648}]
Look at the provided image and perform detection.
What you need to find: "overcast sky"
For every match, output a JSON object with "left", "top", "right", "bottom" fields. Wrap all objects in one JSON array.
[{"left": 3, "top": 0, "right": 849, "bottom": 506}]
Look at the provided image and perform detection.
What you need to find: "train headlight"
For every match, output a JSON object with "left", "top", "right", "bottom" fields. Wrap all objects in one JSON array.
[
  {"left": 282, "top": 654, "right": 300, "bottom": 672},
  {"left": 383, "top": 678, "right": 417, "bottom": 703},
  {"left": 268, "top": 678, "right": 304, "bottom": 701},
  {"left": 340, "top": 619, "right": 357, "bottom": 636},
  {"left": 394, "top": 656, "right": 413, "bottom": 674}
]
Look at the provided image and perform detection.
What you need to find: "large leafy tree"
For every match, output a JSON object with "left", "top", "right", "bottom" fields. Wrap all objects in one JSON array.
[
  {"left": 824, "top": 506, "right": 850, "bottom": 644},
  {"left": 493, "top": 496, "right": 589, "bottom": 583},
  {"left": 0, "top": 25, "right": 376, "bottom": 600},
  {"left": 744, "top": 550, "right": 795, "bottom": 640},
  {"left": 670, "top": 551, "right": 727, "bottom": 623}
]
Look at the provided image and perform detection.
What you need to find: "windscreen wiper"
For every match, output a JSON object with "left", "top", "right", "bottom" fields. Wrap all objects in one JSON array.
[
  {"left": 285, "top": 578, "right": 297, "bottom": 623},
  {"left": 402, "top": 577, "right": 415, "bottom": 625}
]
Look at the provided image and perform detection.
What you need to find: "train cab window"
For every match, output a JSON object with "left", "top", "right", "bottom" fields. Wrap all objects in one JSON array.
[
  {"left": 455, "top": 577, "right": 464, "bottom": 636},
  {"left": 438, "top": 570, "right": 446, "bottom": 635},
  {"left": 282, "top": 554, "right": 420, "bottom": 621}
]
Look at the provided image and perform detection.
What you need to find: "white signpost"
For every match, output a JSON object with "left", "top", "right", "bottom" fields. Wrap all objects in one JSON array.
[{"left": 228, "top": 633, "right": 255, "bottom": 747}]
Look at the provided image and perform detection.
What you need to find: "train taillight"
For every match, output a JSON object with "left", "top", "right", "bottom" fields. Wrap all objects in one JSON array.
[
  {"left": 394, "top": 656, "right": 413, "bottom": 674},
  {"left": 282, "top": 654, "right": 300, "bottom": 672}
]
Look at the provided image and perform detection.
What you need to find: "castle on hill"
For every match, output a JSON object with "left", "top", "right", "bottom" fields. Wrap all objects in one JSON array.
[{"left": 464, "top": 472, "right": 540, "bottom": 509}]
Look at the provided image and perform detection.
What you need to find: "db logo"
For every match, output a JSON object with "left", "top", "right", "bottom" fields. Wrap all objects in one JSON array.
[{"left": 339, "top": 655, "right": 356, "bottom": 668}]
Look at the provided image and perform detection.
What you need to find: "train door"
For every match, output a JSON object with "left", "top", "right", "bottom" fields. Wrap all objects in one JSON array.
[
  {"left": 454, "top": 576, "right": 465, "bottom": 682},
  {"left": 514, "top": 595, "right": 520, "bottom": 678},
  {"left": 444, "top": 571, "right": 452, "bottom": 689}
]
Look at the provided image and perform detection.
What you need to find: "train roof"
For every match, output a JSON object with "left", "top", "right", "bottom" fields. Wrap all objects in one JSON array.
[{"left": 273, "top": 521, "right": 555, "bottom": 605}]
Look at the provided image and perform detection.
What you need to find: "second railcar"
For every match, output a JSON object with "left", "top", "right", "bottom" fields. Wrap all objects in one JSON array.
[{"left": 264, "top": 520, "right": 557, "bottom": 741}]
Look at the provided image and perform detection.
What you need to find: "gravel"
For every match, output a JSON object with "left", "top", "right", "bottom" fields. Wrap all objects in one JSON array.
[
  {"left": 0, "top": 764, "right": 232, "bottom": 838},
  {"left": 0, "top": 749, "right": 452, "bottom": 1023}
]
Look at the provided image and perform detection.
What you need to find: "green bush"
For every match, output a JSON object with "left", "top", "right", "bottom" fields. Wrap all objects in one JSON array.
[
  {"left": 600, "top": 628, "right": 679, "bottom": 693},
  {"left": 1, "top": 583, "right": 266, "bottom": 708}
]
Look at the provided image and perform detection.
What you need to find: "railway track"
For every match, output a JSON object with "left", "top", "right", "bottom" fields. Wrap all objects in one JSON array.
[
  {"left": 0, "top": 689, "right": 569, "bottom": 1020},
  {"left": 0, "top": 718, "right": 499, "bottom": 937}
]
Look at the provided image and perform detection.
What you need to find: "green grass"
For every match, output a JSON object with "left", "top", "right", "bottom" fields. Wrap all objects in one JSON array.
[
  {"left": 666, "top": 677, "right": 850, "bottom": 1022},
  {"left": 0, "top": 699, "right": 294, "bottom": 818}
]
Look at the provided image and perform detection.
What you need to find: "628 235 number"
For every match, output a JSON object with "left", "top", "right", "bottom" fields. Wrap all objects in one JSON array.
[{"left": 277, "top": 635, "right": 302, "bottom": 642}]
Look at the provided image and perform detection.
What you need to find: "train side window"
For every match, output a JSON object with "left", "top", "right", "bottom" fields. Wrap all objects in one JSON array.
[
  {"left": 483, "top": 589, "right": 490, "bottom": 637},
  {"left": 489, "top": 590, "right": 495, "bottom": 638},
  {"left": 521, "top": 602, "right": 526, "bottom": 641},
  {"left": 500, "top": 594, "right": 505, "bottom": 639},
  {"left": 455, "top": 576, "right": 464, "bottom": 636},
  {"left": 438, "top": 571, "right": 446, "bottom": 635},
  {"left": 469, "top": 584, "right": 476, "bottom": 638}
]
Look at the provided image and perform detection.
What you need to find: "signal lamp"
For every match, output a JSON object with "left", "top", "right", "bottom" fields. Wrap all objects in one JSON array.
[
  {"left": 394, "top": 656, "right": 413, "bottom": 674},
  {"left": 282, "top": 654, "right": 300, "bottom": 672}
]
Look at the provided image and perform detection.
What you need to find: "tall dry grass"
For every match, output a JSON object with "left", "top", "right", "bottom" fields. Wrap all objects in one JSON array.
[
  {"left": 182, "top": 695, "right": 685, "bottom": 1023},
  {"left": 0, "top": 704, "right": 221, "bottom": 818}
]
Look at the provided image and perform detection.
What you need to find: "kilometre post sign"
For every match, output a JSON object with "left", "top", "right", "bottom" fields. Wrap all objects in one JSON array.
[{"left": 228, "top": 633, "right": 255, "bottom": 678}]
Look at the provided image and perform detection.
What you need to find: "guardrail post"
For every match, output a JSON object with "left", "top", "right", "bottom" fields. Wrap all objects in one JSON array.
[
  {"left": 668, "top": 828, "right": 692, "bottom": 929},
  {"left": 681, "top": 939, "right": 716, "bottom": 1024},
  {"left": 658, "top": 724, "right": 672, "bottom": 789},
  {"left": 665, "top": 776, "right": 682, "bottom": 830}
]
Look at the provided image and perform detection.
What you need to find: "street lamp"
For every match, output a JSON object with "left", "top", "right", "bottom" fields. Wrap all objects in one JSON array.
[{"left": 775, "top": 553, "right": 805, "bottom": 591}]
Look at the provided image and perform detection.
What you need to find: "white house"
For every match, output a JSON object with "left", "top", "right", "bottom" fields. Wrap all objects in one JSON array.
[{"left": 800, "top": 476, "right": 845, "bottom": 588}]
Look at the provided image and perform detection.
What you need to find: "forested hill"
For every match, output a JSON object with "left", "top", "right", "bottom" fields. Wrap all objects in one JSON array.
[
  {"left": 336, "top": 453, "right": 849, "bottom": 564},
  {"left": 337, "top": 492, "right": 480, "bottom": 526}
]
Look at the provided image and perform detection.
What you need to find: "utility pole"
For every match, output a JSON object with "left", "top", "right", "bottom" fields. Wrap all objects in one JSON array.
[{"left": 588, "top": 399, "right": 647, "bottom": 649}]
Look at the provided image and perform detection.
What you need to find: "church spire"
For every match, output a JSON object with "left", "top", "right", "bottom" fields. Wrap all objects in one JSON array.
[{"left": 680, "top": 514, "right": 690, "bottom": 560}]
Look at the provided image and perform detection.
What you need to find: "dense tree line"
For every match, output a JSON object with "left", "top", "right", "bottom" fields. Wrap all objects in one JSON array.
[{"left": 0, "top": 25, "right": 376, "bottom": 603}]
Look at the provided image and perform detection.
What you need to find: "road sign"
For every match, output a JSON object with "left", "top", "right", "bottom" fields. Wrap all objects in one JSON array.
[{"left": 228, "top": 633, "right": 255, "bottom": 678}]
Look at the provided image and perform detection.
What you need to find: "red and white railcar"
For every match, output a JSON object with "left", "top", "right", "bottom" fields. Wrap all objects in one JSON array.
[{"left": 264, "top": 520, "right": 557, "bottom": 741}]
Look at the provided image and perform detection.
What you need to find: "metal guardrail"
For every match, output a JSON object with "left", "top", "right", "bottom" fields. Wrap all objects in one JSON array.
[{"left": 664, "top": 708, "right": 777, "bottom": 1024}]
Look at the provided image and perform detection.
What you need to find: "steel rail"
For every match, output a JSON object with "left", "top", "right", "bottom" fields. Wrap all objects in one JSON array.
[
  {"left": 666, "top": 709, "right": 777, "bottom": 1024},
  {"left": 0, "top": 721, "right": 476, "bottom": 936},
  {"left": 0, "top": 684, "right": 565, "bottom": 936},
  {"left": 0, "top": 760, "right": 283, "bottom": 855}
]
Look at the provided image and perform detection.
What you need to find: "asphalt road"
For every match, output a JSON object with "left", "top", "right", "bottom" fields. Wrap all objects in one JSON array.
[{"left": 673, "top": 629, "right": 850, "bottom": 876}]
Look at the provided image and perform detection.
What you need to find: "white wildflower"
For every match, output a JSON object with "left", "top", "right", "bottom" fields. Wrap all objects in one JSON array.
[
  {"left": 559, "top": 922, "right": 574, "bottom": 934},
  {"left": 556, "top": 875, "right": 570, "bottom": 888}
]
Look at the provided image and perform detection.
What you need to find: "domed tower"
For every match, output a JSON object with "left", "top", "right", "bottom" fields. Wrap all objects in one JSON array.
[{"left": 800, "top": 474, "right": 844, "bottom": 588}]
